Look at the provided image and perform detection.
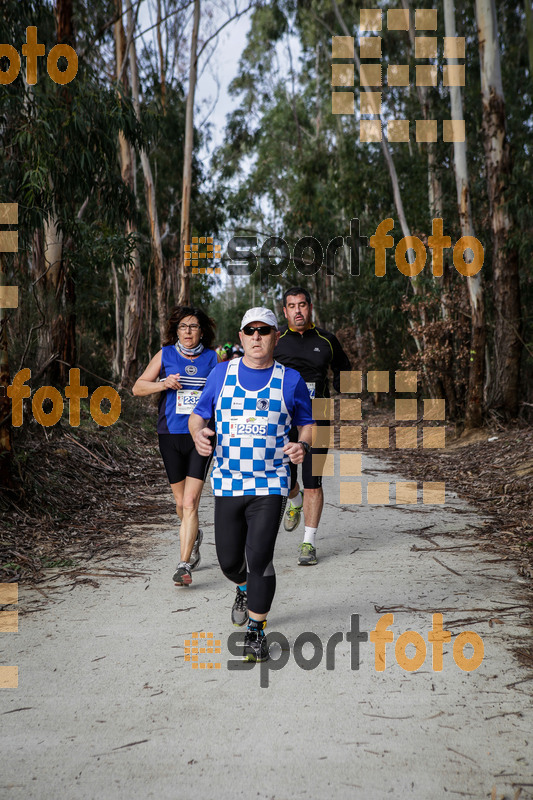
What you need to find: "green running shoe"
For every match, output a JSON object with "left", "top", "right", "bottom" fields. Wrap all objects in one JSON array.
[{"left": 297, "top": 542, "right": 318, "bottom": 566}]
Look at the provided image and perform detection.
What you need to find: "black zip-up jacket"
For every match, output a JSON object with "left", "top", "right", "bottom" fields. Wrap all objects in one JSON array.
[{"left": 274, "top": 324, "right": 351, "bottom": 398}]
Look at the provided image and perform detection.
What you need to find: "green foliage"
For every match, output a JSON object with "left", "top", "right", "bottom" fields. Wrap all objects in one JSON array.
[{"left": 211, "top": 0, "right": 533, "bottom": 415}]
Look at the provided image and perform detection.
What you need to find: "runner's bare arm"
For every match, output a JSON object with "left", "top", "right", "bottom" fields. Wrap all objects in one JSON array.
[{"left": 132, "top": 350, "right": 183, "bottom": 396}]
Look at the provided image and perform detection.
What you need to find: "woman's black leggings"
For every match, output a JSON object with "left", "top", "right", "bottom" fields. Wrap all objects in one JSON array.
[{"left": 214, "top": 494, "right": 287, "bottom": 615}]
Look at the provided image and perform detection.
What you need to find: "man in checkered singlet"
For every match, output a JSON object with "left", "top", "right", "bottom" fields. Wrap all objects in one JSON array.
[{"left": 189, "top": 308, "right": 314, "bottom": 662}]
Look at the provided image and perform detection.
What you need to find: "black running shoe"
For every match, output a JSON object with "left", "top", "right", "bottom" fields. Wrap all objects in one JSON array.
[
  {"left": 243, "top": 630, "right": 269, "bottom": 662},
  {"left": 231, "top": 586, "right": 248, "bottom": 626}
]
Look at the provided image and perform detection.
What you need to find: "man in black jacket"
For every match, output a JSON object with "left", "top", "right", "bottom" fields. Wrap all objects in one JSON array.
[{"left": 273, "top": 287, "right": 351, "bottom": 565}]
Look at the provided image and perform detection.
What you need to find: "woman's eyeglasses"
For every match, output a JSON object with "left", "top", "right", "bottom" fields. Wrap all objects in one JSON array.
[
  {"left": 178, "top": 324, "right": 200, "bottom": 331},
  {"left": 241, "top": 325, "right": 273, "bottom": 336}
]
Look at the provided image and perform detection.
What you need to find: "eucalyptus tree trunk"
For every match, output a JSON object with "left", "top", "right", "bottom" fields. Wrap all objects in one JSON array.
[
  {"left": 400, "top": 0, "right": 443, "bottom": 221},
  {"left": 525, "top": 0, "right": 533, "bottom": 79},
  {"left": 156, "top": 0, "right": 167, "bottom": 112},
  {"left": 32, "top": 0, "right": 77, "bottom": 383},
  {"left": 178, "top": 0, "right": 201, "bottom": 306},
  {"left": 0, "top": 255, "right": 14, "bottom": 487},
  {"left": 475, "top": 0, "right": 521, "bottom": 417},
  {"left": 444, "top": 0, "right": 485, "bottom": 427},
  {"left": 128, "top": 6, "right": 167, "bottom": 344},
  {"left": 115, "top": 0, "right": 143, "bottom": 388}
]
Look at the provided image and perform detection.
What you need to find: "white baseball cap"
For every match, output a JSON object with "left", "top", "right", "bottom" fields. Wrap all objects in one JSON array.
[{"left": 240, "top": 307, "right": 278, "bottom": 330}]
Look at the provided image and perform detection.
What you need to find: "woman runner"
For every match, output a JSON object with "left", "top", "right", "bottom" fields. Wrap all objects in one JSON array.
[{"left": 133, "top": 306, "right": 217, "bottom": 586}]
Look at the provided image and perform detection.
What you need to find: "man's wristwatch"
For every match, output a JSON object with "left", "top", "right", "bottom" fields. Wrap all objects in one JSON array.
[{"left": 298, "top": 440, "right": 311, "bottom": 455}]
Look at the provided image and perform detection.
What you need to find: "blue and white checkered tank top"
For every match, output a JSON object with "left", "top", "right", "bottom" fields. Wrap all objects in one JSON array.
[{"left": 211, "top": 359, "right": 291, "bottom": 496}]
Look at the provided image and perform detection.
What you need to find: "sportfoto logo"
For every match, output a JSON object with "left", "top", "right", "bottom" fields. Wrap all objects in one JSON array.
[
  {"left": 187, "top": 614, "right": 485, "bottom": 689},
  {"left": 331, "top": 8, "right": 466, "bottom": 143},
  {"left": 0, "top": 27, "right": 78, "bottom": 86},
  {"left": 202, "top": 217, "right": 483, "bottom": 281}
]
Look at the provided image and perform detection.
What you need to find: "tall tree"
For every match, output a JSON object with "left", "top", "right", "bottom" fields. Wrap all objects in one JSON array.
[
  {"left": 128, "top": 4, "right": 167, "bottom": 343},
  {"left": 444, "top": 0, "right": 485, "bottom": 428},
  {"left": 0, "top": 255, "right": 14, "bottom": 488},
  {"left": 178, "top": 0, "right": 201, "bottom": 306},
  {"left": 115, "top": 0, "right": 144, "bottom": 387},
  {"left": 475, "top": 0, "right": 521, "bottom": 417}
]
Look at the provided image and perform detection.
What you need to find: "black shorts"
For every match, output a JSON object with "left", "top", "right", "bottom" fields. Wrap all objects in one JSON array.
[
  {"left": 158, "top": 433, "right": 212, "bottom": 484},
  {"left": 288, "top": 424, "right": 329, "bottom": 490}
]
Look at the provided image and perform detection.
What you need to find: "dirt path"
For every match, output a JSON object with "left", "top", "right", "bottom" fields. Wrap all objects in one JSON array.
[{"left": 2, "top": 453, "right": 532, "bottom": 799}]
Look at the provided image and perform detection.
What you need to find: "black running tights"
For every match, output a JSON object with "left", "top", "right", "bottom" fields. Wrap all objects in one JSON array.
[{"left": 214, "top": 495, "right": 286, "bottom": 615}]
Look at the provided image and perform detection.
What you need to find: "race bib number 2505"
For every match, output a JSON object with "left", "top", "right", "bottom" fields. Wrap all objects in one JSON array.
[{"left": 229, "top": 419, "right": 268, "bottom": 438}]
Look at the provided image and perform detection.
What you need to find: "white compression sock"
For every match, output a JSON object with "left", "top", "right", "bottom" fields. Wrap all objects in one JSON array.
[{"left": 303, "top": 526, "right": 317, "bottom": 547}]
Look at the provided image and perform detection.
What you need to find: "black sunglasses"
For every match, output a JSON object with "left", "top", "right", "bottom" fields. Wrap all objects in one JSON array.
[{"left": 241, "top": 325, "right": 274, "bottom": 336}]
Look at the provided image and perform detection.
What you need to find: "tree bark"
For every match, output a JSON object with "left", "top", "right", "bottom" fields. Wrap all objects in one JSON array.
[
  {"left": 129, "top": 10, "right": 167, "bottom": 343},
  {"left": 178, "top": 0, "right": 201, "bottom": 306},
  {"left": 444, "top": 0, "right": 485, "bottom": 428},
  {"left": 525, "top": 0, "right": 533, "bottom": 79},
  {"left": 475, "top": 0, "right": 521, "bottom": 417},
  {"left": 156, "top": 0, "right": 167, "bottom": 111},
  {"left": 111, "top": 260, "right": 122, "bottom": 379},
  {"left": 115, "top": 0, "right": 144, "bottom": 388},
  {"left": 0, "top": 255, "right": 14, "bottom": 488}
]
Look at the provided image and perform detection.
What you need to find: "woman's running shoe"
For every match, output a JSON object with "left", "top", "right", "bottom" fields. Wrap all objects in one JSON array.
[
  {"left": 189, "top": 528, "right": 203, "bottom": 571},
  {"left": 173, "top": 562, "right": 192, "bottom": 585},
  {"left": 231, "top": 586, "right": 248, "bottom": 626}
]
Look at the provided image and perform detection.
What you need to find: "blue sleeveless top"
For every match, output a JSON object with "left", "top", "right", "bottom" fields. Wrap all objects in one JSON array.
[{"left": 157, "top": 346, "right": 217, "bottom": 434}]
